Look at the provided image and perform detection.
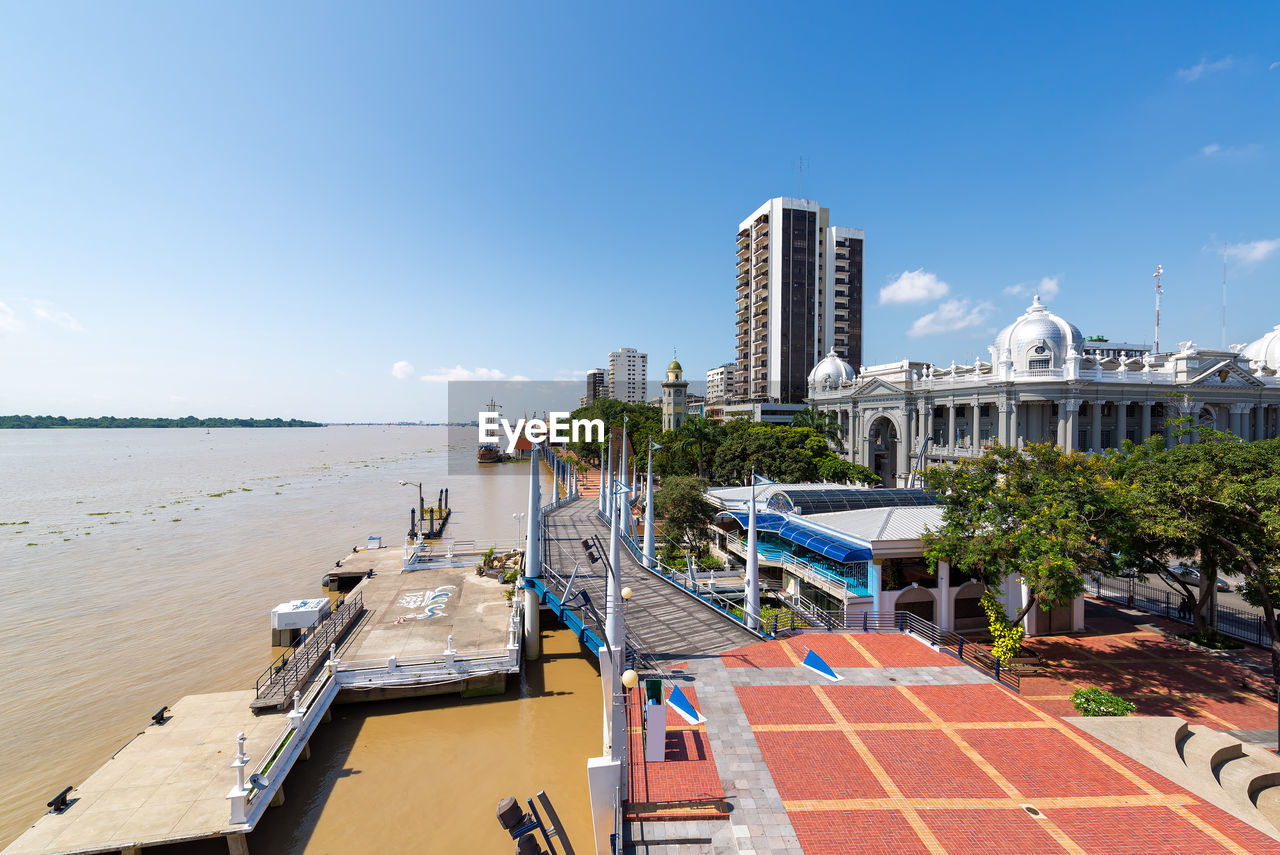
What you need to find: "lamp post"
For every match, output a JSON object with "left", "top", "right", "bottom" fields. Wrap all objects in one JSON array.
[
  {"left": 399, "top": 480, "right": 423, "bottom": 537},
  {"left": 513, "top": 512, "right": 525, "bottom": 546}
]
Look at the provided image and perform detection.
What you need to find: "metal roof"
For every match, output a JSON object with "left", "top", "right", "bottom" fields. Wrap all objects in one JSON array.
[
  {"left": 766, "top": 488, "right": 937, "bottom": 515},
  {"left": 803, "top": 506, "right": 945, "bottom": 543}
]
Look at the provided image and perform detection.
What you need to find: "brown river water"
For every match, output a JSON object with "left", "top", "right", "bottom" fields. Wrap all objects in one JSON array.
[{"left": 0, "top": 426, "right": 598, "bottom": 851}]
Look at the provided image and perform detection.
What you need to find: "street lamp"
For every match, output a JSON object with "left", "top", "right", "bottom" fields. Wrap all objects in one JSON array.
[
  {"left": 399, "top": 480, "right": 423, "bottom": 537},
  {"left": 513, "top": 512, "right": 525, "bottom": 546}
]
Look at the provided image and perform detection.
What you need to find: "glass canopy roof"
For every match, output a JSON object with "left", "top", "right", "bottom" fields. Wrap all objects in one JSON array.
[{"left": 765, "top": 488, "right": 937, "bottom": 516}]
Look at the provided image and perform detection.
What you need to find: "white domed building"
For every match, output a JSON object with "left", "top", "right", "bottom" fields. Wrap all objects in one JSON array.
[{"left": 807, "top": 298, "right": 1280, "bottom": 490}]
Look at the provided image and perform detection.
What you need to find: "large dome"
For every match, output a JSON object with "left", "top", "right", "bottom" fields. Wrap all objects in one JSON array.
[
  {"left": 808, "top": 347, "right": 856, "bottom": 391},
  {"left": 993, "top": 295, "right": 1084, "bottom": 371},
  {"left": 1242, "top": 324, "right": 1280, "bottom": 370}
]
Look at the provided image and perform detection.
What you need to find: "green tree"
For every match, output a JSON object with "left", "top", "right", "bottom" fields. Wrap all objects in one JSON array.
[
  {"left": 817, "top": 455, "right": 880, "bottom": 486},
  {"left": 653, "top": 475, "right": 717, "bottom": 558},
  {"left": 674, "top": 415, "right": 725, "bottom": 479},
  {"left": 1112, "top": 432, "right": 1280, "bottom": 670},
  {"left": 712, "top": 423, "right": 828, "bottom": 485},
  {"left": 791, "top": 407, "right": 845, "bottom": 452},
  {"left": 922, "top": 442, "right": 1132, "bottom": 629}
]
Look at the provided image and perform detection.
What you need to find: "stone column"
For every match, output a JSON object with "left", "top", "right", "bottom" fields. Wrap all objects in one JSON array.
[
  {"left": 1056, "top": 402, "right": 1067, "bottom": 449},
  {"left": 1090, "top": 400, "right": 1102, "bottom": 452},
  {"left": 847, "top": 405, "right": 858, "bottom": 462},
  {"left": 924, "top": 403, "right": 934, "bottom": 448},
  {"left": 997, "top": 400, "right": 1009, "bottom": 446},
  {"left": 896, "top": 412, "right": 911, "bottom": 485},
  {"left": 1115, "top": 400, "right": 1128, "bottom": 448},
  {"left": 916, "top": 402, "right": 927, "bottom": 453},
  {"left": 936, "top": 560, "right": 952, "bottom": 630},
  {"left": 1229, "top": 405, "right": 1243, "bottom": 439},
  {"left": 1063, "top": 399, "right": 1079, "bottom": 453},
  {"left": 1258, "top": 405, "right": 1269, "bottom": 441},
  {"left": 1140, "top": 401, "right": 1152, "bottom": 442},
  {"left": 970, "top": 397, "right": 981, "bottom": 455},
  {"left": 947, "top": 403, "right": 956, "bottom": 453}
]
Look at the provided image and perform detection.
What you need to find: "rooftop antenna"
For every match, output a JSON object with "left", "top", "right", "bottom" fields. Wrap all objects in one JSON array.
[
  {"left": 1153, "top": 264, "right": 1163, "bottom": 353},
  {"left": 797, "top": 157, "right": 808, "bottom": 199},
  {"left": 1221, "top": 242, "right": 1228, "bottom": 350}
]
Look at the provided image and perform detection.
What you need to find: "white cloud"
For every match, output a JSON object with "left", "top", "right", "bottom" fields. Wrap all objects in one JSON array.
[
  {"left": 879, "top": 269, "right": 950, "bottom": 304},
  {"left": 1223, "top": 237, "right": 1280, "bottom": 266},
  {"left": 1270, "top": 61, "right": 1279, "bottom": 71},
  {"left": 27, "top": 300, "right": 83, "bottom": 331},
  {"left": 1003, "top": 275, "right": 1061, "bottom": 301},
  {"left": 390, "top": 360, "right": 415, "bottom": 380},
  {"left": 1177, "top": 55, "right": 1233, "bottom": 82},
  {"left": 1199, "top": 142, "right": 1261, "bottom": 158},
  {"left": 908, "top": 299, "right": 995, "bottom": 338},
  {"left": 0, "top": 302, "right": 23, "bottom": 333},
  {"left": 420, "top": 365, "right": 530, "bottom": 383}
]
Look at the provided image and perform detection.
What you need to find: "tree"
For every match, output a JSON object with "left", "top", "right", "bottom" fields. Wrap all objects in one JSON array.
[
  {"left": 653, "top": 475, "right": 717, "bottom": 558},
  {"left": 818, "top": 455, "right": 879, "bottom": 486},
  {"left": 674, "top": 415, "right": 725, "bottom": 479},
  {"left": 922, "top": 442, "right": 1132, "bottom": 629},
  {"left": 1113, "top": 432, "right": 1280, "bottom": 671},
  {"left": 712, "top": 423, "right": 828, "bottom": 485},
  {"left": 791, "top": 407, "right": 845, "bottom": 452}
]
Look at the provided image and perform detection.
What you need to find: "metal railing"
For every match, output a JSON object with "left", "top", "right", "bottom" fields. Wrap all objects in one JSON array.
[
  {"left": 1092, "top": 575, "right": 1272, "bottom": 648},
  {"left": 254, "top": 592, "right": 364, "bottom": 705}
]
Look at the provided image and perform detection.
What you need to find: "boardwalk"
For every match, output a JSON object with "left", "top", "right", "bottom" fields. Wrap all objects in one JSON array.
[{"left": 542, "top": 497, "right": 758, "bottom": 663}]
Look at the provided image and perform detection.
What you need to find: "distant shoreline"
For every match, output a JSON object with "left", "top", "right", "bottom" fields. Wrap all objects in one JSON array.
[{"left": 0, "top": 415, "right": 324, "bottom": 429}]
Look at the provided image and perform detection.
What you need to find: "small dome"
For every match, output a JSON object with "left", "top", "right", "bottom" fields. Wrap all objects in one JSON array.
[
  {"left": 667, "top": 358, "right": 682, "bottom": 372},
  {"left": 807, "top": 348, "right": 856, "bottom": 391},
  {"left": 993, "top": 295, "right": 1083, "bottom": 371},
  {"left": 1242, "top": 324, "right": 1280, "bottom": 370}
]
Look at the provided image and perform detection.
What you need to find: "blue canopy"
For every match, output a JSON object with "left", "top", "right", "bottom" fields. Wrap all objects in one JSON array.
[
  {"left": 716, "top": 510, "right": 785, "bottom": 532},
  {"left": 777, "top": 521, "right": 873, "bottom": 563}
]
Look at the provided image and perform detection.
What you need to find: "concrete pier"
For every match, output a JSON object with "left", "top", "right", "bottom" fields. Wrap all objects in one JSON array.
[{"left": 1, "top": 538, "right": 524, "bottom": 855}]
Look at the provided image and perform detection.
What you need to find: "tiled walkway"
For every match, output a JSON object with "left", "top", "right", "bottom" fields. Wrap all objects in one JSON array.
[
  {"left": 626, "top": 630, "right": 1280, "bottom": 855},
  {"left": 1020, "top": 600, "right": 1277, "bottom": 735}
]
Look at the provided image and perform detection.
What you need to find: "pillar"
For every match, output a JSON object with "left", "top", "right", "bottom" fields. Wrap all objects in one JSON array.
[
  {"left": 868, "top": 560, "right": 882, "bottom": 613},
  {"left": 1229, "top": 406, "right": 1243, "bottom": 439},
  {"left": 1063, "top": 400, "right": 1078, "bottom": 452},
  {"left": 1258, "top": 405, "right": 1269, "bottom": 441},
  {"left": 1056, "top": 403, "right": 1067, "bottom": 449},
  {"left": 522, "top": 446, "right": 542, "bottom": 660},
  {"left": 936, "top": 560, "right": 952, "bottom": 630},
  {"left": 1090, "top": 400, "right": 1102, "bottom": 452},
  {"left": 997, "top": 400, "right": 1010, "bottom": 446},
  {"left": 896, "top": 413, "right": 911, "bottom": 483},
  {"left": 226, "top": 835, "right": 250, "bottom": 855},
  {"left": 847, "top": 405, "right": 858, "bottom": 461},
  {"left": 1140, "top": 401, "right": 1151, "bottom": 443},
  {"left": 924, "top": 404, "right": 934, "bottom": 448},
  {"left": 947, "top": 404, "right": 956, "bottom": 452},
  {"left": 1115, "top": 400, "right": 1128, "bottom": 448}
]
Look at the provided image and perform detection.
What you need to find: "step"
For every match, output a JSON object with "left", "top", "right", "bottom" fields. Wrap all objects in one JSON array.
[{"left": 1181, "top": 724, "right": 1246, "bottom": 778}]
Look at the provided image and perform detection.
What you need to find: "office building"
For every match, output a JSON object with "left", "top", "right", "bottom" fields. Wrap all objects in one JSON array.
[{"left": 607, "top": 348, "right": 648, "bottom": 404}]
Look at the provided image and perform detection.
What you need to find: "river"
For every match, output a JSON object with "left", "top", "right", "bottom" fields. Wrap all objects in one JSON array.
[{"left": 0, "top": 426, "right": 597, "bottom": 851}]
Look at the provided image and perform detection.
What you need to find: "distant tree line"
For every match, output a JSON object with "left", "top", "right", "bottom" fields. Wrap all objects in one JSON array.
[{"left": 0, "top": 415, "right": 324, "bottom": 429}]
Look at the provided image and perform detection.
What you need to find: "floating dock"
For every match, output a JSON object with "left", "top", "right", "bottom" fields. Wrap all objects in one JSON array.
[{"left": 2, "top": 538, "right": 524, "bottom": 855}]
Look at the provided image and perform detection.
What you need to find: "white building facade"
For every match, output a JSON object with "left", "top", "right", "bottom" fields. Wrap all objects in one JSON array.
[
  {"left": 807, "top": 297, "right": 1280, "bottom": 488},
  {"left": 607, "top": 348, "right": 648, "bottom": 404}
]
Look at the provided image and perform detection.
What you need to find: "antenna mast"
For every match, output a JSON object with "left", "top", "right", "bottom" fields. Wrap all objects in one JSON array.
[
  {"left": 1221, "top": 242, "right": 1228, "bottom": 350},
  {"left": 1153, "top": 264, "right": 1163, "bottom": 353}
]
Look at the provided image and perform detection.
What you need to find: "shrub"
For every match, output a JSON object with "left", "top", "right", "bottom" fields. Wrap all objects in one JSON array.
[
  {"left": 979, "top": 590, "right": 1025, "bottom": 665},
  {"left": 1070, "top": 686, "right": 1136, "bottom": 716}
]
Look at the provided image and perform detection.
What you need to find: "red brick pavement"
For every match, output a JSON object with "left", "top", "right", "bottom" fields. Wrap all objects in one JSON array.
[
  {"left": 1019, "top": 598, "right": 1278, "bottom": 732},
  {"left": 625, "top": 684, "right": 725, "bottom": 818},
  {"left": 716, "top": 634, "right": 1280, "bottom": 854}
]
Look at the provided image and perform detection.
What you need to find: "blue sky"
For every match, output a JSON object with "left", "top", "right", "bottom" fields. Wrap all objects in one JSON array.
[{"left": 1, "top": 2, "right": 1277, "bottom": 422}]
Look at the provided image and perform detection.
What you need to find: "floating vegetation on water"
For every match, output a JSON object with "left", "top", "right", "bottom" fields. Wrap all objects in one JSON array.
[
  {"left": 171, "top": 518, "right": 181, "bottom": 522},
  {"left": 0, "top": 521, "right": 29, "bottom": 526},
  {"left": 241, "top": 487, "right": 252, "bottom": 492},
  {"left": 87, "top": 512, "right": 112, "bottom": 516},
  {"left": 26, "top": 543, "right": 37, "bottom": 547},
  {"left": 63, "top": 538, "right": 71, "bottom": 542},
  {"left": 208, "top": 491, "right": 230, "bottom": 498}
]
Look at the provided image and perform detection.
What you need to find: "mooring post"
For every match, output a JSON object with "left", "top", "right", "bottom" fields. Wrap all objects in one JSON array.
[{"left": 227, "top": 733, "right": 250, "bottom": 824}]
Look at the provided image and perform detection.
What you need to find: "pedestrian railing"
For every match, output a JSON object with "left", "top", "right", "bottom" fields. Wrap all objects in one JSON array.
[
  {"left": 253, "top": 592, "right": 364, "bottom": 709},
  {"left": 1092, "top": 576, "right": 1272, "bottom": 648}
]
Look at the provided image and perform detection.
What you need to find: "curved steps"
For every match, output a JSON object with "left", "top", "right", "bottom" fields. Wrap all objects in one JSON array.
[{"left": 1181, "top": 724, "right": 1280, "bottom": 834}]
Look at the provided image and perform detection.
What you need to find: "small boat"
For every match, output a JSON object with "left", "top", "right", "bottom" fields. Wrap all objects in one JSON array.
[{"left": 478, "top": 398, "right": 505, "bottom": 463}]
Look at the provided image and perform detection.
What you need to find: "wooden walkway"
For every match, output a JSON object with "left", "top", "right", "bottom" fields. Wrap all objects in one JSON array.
[{"left": 542, "top": 498, "right": 758, "bottom": 663}]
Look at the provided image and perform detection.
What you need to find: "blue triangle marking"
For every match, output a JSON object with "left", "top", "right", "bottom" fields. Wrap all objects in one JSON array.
[
  {"left": 802, "top": 649, "right": 843, "bottom": 682},
  {"left": 666, "top": 686, "right": 706, "bottom": 725}
]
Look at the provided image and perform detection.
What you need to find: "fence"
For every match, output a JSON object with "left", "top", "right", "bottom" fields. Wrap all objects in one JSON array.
[
  {"left": 1092, "top": 576, "right": 1272, "bottom": 648},
  {"left": 254, "top": 592, "right": 364, "bottom": 707}
]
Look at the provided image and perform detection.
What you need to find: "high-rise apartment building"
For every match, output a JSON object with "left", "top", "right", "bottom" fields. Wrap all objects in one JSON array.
[
  {"left": 706, "top": 363, "right": 736, "bottom": 402},
  {"left": 607, "top": 348, "right": 648, "bottom": 404},
  {"left": 585, "top": 368, "right": 606, "bottom": 404},
  {"left": 734, "top": 198, "right": 864, "bottom": 403}
]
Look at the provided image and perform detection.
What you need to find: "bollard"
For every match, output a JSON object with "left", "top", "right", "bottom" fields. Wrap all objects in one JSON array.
[{"left": 228, "top": 732, "right": 250, "bottom": 824}]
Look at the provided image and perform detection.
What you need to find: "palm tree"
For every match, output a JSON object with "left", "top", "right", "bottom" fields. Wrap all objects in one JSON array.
[
  {"left": 791, "top": 407, "right": 845, "bottom": 453},
  {"left": 676, "top": 415, "right": 723, "bottom": 479}
]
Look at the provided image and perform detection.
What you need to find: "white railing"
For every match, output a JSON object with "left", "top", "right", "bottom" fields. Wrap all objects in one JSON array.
[{"left": 403, "top": 538, "right": 522, "bottom": 569}]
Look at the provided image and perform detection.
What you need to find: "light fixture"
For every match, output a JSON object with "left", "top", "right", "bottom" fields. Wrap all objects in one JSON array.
[
  {"left": 621, "top": 587, "right": 633, "bottom": 601},
  {"left": 621, "top": 669, "right": 639, "bottom": 689}
]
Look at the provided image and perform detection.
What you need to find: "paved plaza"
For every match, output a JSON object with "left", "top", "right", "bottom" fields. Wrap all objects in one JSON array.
[{"left": 625, "top": 630, "right": 1280, "bottom": 855}]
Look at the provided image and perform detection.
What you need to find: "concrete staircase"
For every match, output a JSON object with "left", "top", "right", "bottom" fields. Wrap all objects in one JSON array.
[{"left": 1069, "top": 715, "right": 1280, "bottom": 841}]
